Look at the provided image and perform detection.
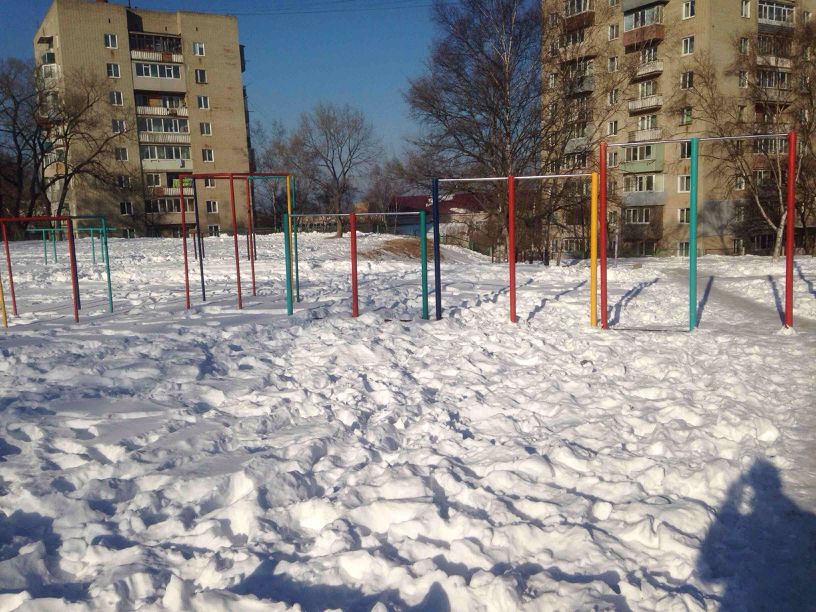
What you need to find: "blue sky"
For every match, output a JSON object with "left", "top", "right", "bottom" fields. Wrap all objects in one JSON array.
[{"left": 0, "top": 0, "right": 439, "bottom": 155}]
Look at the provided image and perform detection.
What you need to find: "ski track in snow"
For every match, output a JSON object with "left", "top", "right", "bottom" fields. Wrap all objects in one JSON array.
[{"left": 0, "top": 234, "right": 815, "bottom": 611}]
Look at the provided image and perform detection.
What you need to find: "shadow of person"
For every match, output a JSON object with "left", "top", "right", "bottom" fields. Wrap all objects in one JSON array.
[{"left": 697, "top": 459, "right": 816, "bottom": 610}]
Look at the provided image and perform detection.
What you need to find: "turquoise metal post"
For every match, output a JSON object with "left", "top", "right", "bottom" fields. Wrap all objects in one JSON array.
[
  {"left": 101, "top": 218, "right": 113, "bottom": 312},
  {"left": 689, "top": 137, "right": 699, "bottom": 330},
  {"left": 283, "top": 212, "right": 293, "bottom": 315},
  {"left": 420, "top": 211, "right": 428, "bottom": 319},
  {"left": 51, "top": 228, "right": 57, "bottom": 262},
  {"left": 41, "top": 231, "right": 47, "bottom": 264},
  {"left": 90, "top": 229, "right": 96, "bottom": 264},
  {"left": 293, "top": 177, "right": 301, "bottom": 302}
]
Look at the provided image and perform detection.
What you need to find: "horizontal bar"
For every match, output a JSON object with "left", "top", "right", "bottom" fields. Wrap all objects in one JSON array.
[
  {"left": 354, "top": 212, "right": 422, "bottom": 217},
  {"left": 291, "top": 213, "right": 349, "bottom": 218},
  {"left": 516, "top": 173, "right": 592, "bottom": 180},
  {"left": 698, "top": 133, "right": 789, "bottom": 142},
  {"left": 0, "top": 216, "right": 71, "bottom": 223},
  {"left": 607, "top": 133, "right": 791, "bottom": 148},
  {"left": 438, "top": 177, "right": 508, "bottom": 183}
]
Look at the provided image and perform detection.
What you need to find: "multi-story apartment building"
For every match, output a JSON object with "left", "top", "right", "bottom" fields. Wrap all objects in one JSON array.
[
  {"left": 33, "top": 0, "right": 252, "bottom": 238},
  {"left": 549, "top": 0, "right": 814, "bottom": 257}
]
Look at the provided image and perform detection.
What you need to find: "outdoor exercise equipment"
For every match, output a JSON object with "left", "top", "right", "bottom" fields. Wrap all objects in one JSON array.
[
  {"left": 432, "top": 173, "right": 596, "bottom": 323},
  {"left": 282, "top": 211, "right": 430, "bottom": 320},
  {"left": 599, "top": 131, "right": 797, "bottom": 331},
  {"left": 178, "top": 171, "right": 294, "bottom": 310}
]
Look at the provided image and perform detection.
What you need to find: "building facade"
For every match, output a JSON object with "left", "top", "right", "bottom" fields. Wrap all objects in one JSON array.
[
  {"left": 33, "top": 0, "right": 252, "bottom": 237},
  {"left": 549, "top": 0, "right": 814, "bottom": 257}
]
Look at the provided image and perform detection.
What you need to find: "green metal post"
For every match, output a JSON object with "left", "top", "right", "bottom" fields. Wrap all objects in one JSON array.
[
  {"left": 689, "top": 137, "right": 699, "bottom": 330},
  {"left": 42, "top": 231, "right": 47, "bottom": 264},
  {"left": 52, "top": 228, "right": 57, "bottom": 262},
  {"left": 420, "top": 211, "right": 428, "bottom": 320},
  {"left": 292, "top": 177, "right": 301, "bottom": 302},
  {"left": 283, "top": 213, "right": 293, "bottom": 315},
  {"left": 90, "top": 229, "right": 96, "bottom": 264},
  {"left": 100, "top": 218, "right": 113, "bottom": 312}
]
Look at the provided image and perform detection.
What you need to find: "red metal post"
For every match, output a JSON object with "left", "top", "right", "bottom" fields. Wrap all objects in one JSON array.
[
  {"left": 1, "top": 223, "right": 17, "bottom": 316},
  {"left": 350, "top": 212, "right": 359, "bottom": 317},
  {"left": 599, "top": 142, "right": 608, "bottom": 329},
  {"left": 180, "top": 177, "right": 191, "bottom": 309},
  {"left": 785, "top": 131, "right": 796, "bottom": 328},
  {"left": 229, "top": 174, "right": 243, "bottom": 309},
  {"left": 508, "top": 175, "right": 517, "bottom": 323},
  {"left": 65, "top": 218, "right": 80, "bottom": 323},
  {"left": 245, "top": 178, "right": 256, "bottom": 296}
]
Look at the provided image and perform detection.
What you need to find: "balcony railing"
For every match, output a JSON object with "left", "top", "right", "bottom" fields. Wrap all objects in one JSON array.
[
  {"left": 138, "top": 132, "right": 191, "bottom": 144},
  {"left": 628, "top": 95, "right": 663, "bottom": 112},
  {"left": 148, "top": 187, "right": 181, "bottom": 197},
  {"left": 758, "top": 17, "right": 794, "bottom": 28},
  {"left": 130, "top": 50, "right": 184, "bottom": 63},
  {"left": 757, "top": 55, "right": 793, "bottom": 69},
  {"left": 628, "top": 128, "right": 662, "bottom": 142},
  {"left": 635, "top": 60, "right": 664, "bottom": 78},
  {"left": 136, "top": 106, "right": 189, "bottom": 117},
  {"left": 622, "top": 23, "right": 666, "bottom": 47}
]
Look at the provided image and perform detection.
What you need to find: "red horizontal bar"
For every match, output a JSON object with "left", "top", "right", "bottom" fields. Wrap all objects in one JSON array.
[{"left": 1, "top": 216, "right": 71, "bottom": 223}]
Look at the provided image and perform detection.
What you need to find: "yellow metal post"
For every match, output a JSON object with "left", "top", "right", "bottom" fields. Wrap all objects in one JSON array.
[
  {"left": 590, "top": 171, "right": 599, "bottom": 327},
  {"left": 0, "top": 276, "right": 8, "bottom": 329}
]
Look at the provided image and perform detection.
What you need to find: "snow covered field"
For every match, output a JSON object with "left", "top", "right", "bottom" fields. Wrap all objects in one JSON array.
[{"left": 1, "top": 233, "right": 815, "bottom": 611}]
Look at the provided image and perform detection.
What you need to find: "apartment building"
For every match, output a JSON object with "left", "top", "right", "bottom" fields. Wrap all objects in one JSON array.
[
  {"left": 33, "top": 0, "right": 252, "bottom": 237},
  {"left": 553, "top": 0, "right": 814, "bottom": 256}
]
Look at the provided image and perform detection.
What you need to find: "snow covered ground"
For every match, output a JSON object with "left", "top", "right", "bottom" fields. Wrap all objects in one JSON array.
[{"left": 0, "top": 233, "right": 814, "bottom": 611}]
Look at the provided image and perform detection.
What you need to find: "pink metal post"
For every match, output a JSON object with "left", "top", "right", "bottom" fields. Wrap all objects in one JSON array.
[
  {"left": 1, "top": 223, "right": 16, "bottom": 316},
  {"left": 245, "top": 178, "right": 256, "bottom": 296},
  {"left": 599, "top": 142, "right": 608, "bottom": 329},
  {"left": 350, "top": 212, "right": 359, "bottom": 317},
  {"left": 785, "top": 131, "right": 796, "bottom": 328},
  {"left": 229, "top": 175, "right": 243, "bottom": 309},
  {"left": 508, "top": 175, "right": 517, "bottom": 323},
  {"left": 180, "top": 178, "right": 191, "bottom": 309}
]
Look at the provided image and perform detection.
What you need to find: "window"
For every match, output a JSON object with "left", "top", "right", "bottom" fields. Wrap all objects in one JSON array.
[
  {"left": 137, "top": 117, "right": 189, "bottom": 133},
  {"left": 208, "top": 224, "right": 220, "bottom": 237},
  {"left": 206, "top": 200, "right": 218, "bottom": 214},
  {"left": 608, "top": 24, "right": 619, "bottom": 40},
  {"left": 114, "top": 147, "right": 128, "bottom": 161},
  {"left": 638, "top": 114, "right": 658, "bottom": 130},
  {"left": 758, "top": 69, "right": 790, "bottom": 89},
  {"left": 678, "top": 175, "right": 691, "bottom": 192},
  {"left": 681, "top": 71, "right": 694, "bottom": 89},
  {"left": 135, "top": 63, "right": 181, "bottom": 79},
  {"left": 116, "top": 176, "right": 131, "bottom": 189},
  {"left": 200, "top": 122, "right": 212, "bottom": 136},
  {"left": 739, "top": 38, "right": 750, "bottom": 55},
  {"left": 755, "top": 169, "right": 772, "bottom": 185},
  {"left": 120, "top": 201, "right": 134, "bottom": 215},
  {"left": 682, "top": 1, "right": 695, "bottom": 19},
  {"left": 204, "top": 177, "right": 216, "bottom": 188},
  {"left": 677, "top": 241, "right": 690, "bottom": 256},
  {"left": 682, "top": 36, "right": 695, "bottom": 55},
  {"left": 608, "top": 88, "right": 619, "bottom": 105},
  {"left": 106, "top": 63, "right": 120, "bottom": 78},
  {"left": 624, "top": 144, "right": 654, "bottom": 162},
  {"left": 624, "top": 207, "right": 651, "bottom": 224},
  {"left": 624, "top": 5, "right": 663, "bottom": 31},
  {"left": 739, "top": 71, "right": 748, "bottom": 88},
  {"left": 607, "top": 120, "right": 618, "bottom": 136},
  {"left": 140, "top": 145, "right": 191, "bottom": 160},
  {"left": 609, "top": 0, "right": 619, "bottom": 6},
  {"left": 681, "top": 107, "right": 693, "bottom": 125},
  {"left": 146, "top": 173, "right": 161, "bottom": 187},
  {"left": 112, "top": 119, "right": 126, "bottom": 134},
  {"left": 608, "top": 56, "right": 618, "bottom": 72},
  {"left": 735, "top": 175, "right": 746, "bottom": 190},
  {"left": 639, "top": 79, "right": 657, "bottom": 98},
  {"left": 758, "top": 1, "right": 794, "bottom": 25},
  {"left": 678, "top": 208, "right": 691, "bottom": 223},
  {"left": 741, "top": 0, "right": 750, "bottom": 18},
  {"left": 122, "top": 228, "right": 136, "bottom": 239},
  {"left": 733, "top": 239, "right": 744, "bottom": 254},
  {"left": 193, "top": 42, "right": 206, "bottom": 56},
  {"left": 195, "top": 69, "right": 207, "bottom": 84},
  {"left": 640, "top": 44, "right": 657, "bottom": 64},
  {"left": 104, "top": 33, "right": 118, "bottom": 49},
  {"left": 109, "top": 91, "right": 123, "bottom": 106},
  {"left": 197, "top": 95, "right": 209, "bottom": 109},
  {"left": 680, "top": 141, "right": 691, "bottom": 159},
  {"left": 202, "top": 148, "right": 214, "bottom": 162},
  {"left": 624, "top": 174, "right": 664, "bottom": 193},
  {"left": 607, "top": 150, "right": 619, "bottom": 167}
]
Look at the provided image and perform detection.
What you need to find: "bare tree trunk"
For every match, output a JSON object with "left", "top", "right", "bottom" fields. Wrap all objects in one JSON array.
[{"left": 771, "top": 213, "right": 785, "bottom": 261}]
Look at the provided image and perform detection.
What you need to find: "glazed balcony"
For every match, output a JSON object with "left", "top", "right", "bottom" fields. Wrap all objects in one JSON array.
[{"left": 622, "top": 23, "right": 666, "bottom": 47}]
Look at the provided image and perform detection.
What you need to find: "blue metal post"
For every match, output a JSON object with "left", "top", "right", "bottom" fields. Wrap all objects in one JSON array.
[
  {"left": 283, "top": 212, "right": 293, "bottom": 315},
  {"left": 420, "top": 211, "right": 428, "bottom": 319}
]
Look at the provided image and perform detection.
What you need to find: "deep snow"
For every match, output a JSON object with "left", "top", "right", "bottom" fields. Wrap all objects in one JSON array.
[{"left": 0, "top": 233, "right": 814, "bottom": 611}]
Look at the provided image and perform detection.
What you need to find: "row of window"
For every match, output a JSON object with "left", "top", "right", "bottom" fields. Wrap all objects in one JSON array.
[
  {"left": 145, "top": 175, "right": 218, "bottom": 188},
  {"left": 121, "top": 199, "right": 219, "bottom": 215},
  {"left": 104, "top": 33, "right": 207, "bottom": 56},
  {"left": 107, "top": 63, "right": 208, "bottom": 86},
  {"left": 138, "top": 145, "right": 215, "bottom": 162}
]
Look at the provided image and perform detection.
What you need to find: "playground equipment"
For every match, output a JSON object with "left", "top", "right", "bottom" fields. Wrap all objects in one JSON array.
[
  {"left": 599, "top": 131, "right": 797, "bottom": 331},
  {"left": 282, "top": 211, "right": 430, "bottom": 319},
  {"left": 178, "top": 172, "right": 295, "bottom": 310},
  {"left": 27, "top": 222, "right": 114, "bottom": 266},
  {"left": 432, "top": 173, "right": 596, "bottom": 323}
]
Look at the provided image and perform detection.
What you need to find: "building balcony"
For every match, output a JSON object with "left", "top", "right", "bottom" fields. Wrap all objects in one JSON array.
[
  {"left": 142, "top": 158, "right": 192, "bottom": 172},
  {"left": 758, "top": 88, "right": 793, "bottom": 103},
  {"left": 620, "top": 158, "right": 664, "bottom": 173},
  {"left": 622, "top": 23, "right": 666, "bottom": 47},
  {"left": 565, "top": 136, "right": 589, "bottom": 154},
  {"left": 628, "top": 128, "right": 662, "bottom": 142},
  {"left": 757, "top": 55, "right": 793, "bottom": 69},
  {"left": 758, "top": 17, "right": 794, "bottom": 29},
  {"left": 628, "top": 95, "right": 663, "bottom": 112},
  {"left": 569, "top": 75, "right": 595, "bottom": 94},
  {"left": 136, "top": 106, "right": 189, "bottom": 117},
  {"left": 130, "top": 50, "right": 184, "bottom": 63},
  {"left": 148, "top": 186, "right": 181, "bottom": 197},
  {"left": 138, "top": 132, "right": 191, "bottom": 145},
  {"left": 634, "top": 60, "right": 664, "bottom": 79},
  {"left": 132, "top": 71, "right": 186, "bottom": 93},
  {"left": 622, "top": 191, "right": 666, "bottom": 207},
  {"left": 564, "top": 9, "right": 594, "bottom": 31}
]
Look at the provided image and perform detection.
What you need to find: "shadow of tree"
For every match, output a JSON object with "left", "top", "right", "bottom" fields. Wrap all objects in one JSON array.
[{"left": 697, "top": 459, "right": 816, "bottom": 610}]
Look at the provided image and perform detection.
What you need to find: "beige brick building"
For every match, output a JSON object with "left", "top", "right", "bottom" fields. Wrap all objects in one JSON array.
[
  {"left": 33, "top": 0, "right": 252, "bottom": 237},
  {"left": 552, "top": 0, "right": 814, "bottom": 257}
]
